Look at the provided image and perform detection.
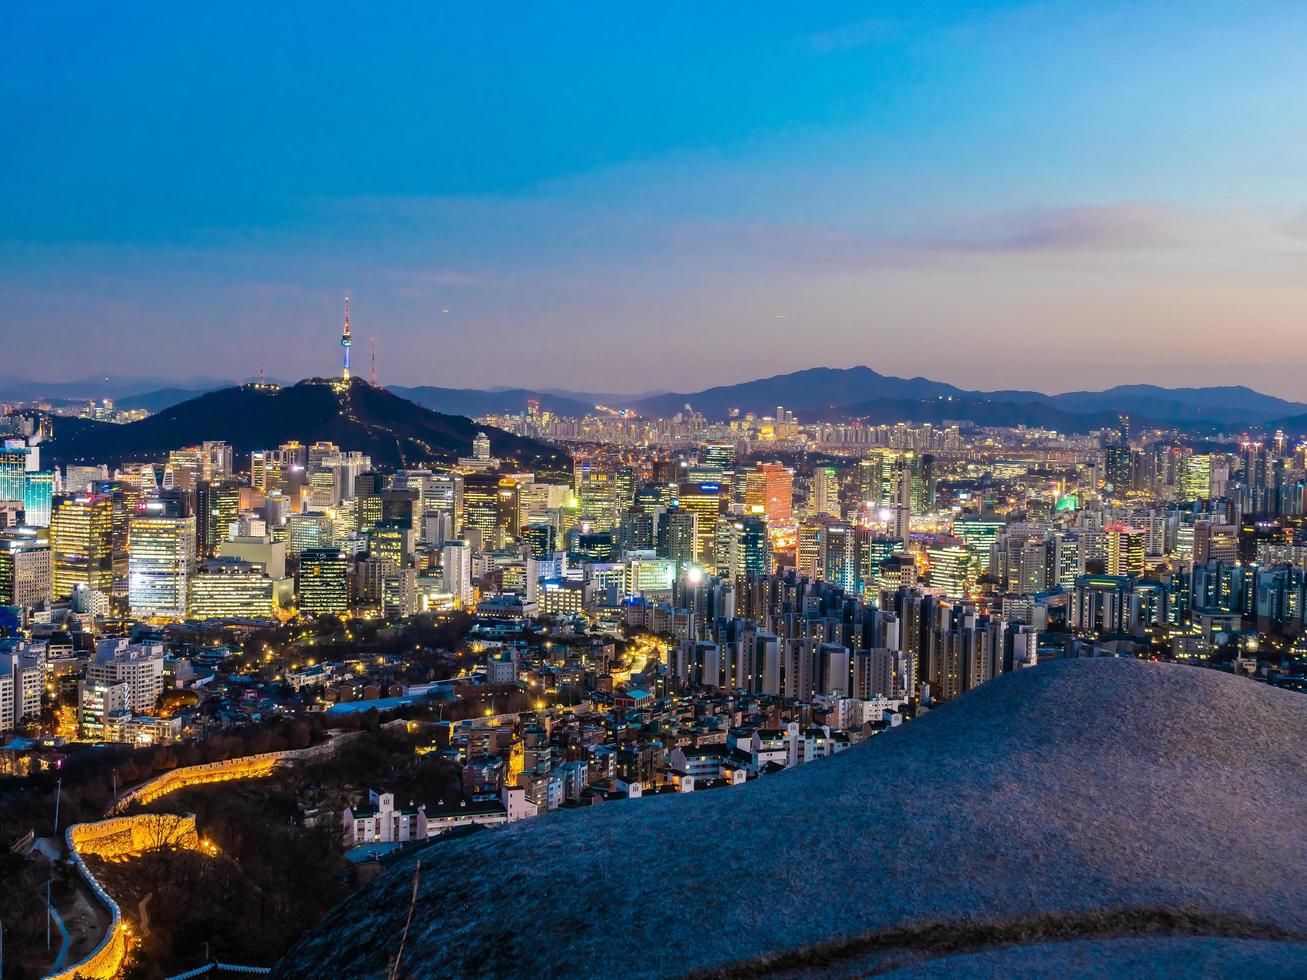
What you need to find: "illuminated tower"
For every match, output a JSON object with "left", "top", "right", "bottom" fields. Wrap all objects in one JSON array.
[{"left": 340, "top": 292, "right": 352, "bottom": 380}]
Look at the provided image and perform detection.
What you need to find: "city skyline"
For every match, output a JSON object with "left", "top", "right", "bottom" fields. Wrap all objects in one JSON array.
[
  {"left": 7, "top": 3, "right": 1307, "bottom": 395},
  {"left": 6, "top": 6, "right": 1307, "bottom": 978}
]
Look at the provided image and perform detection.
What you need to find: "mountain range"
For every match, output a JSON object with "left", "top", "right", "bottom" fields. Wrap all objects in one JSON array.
[
  {"left": 274, "top": 658, "right": 1307, "bottom": 977},
  {"left": 400, "top": 366, "right": 1307, "bottom": 433},
  {"left": 12, "top": 366, "right": 1307, "bottom": 433},
  {"left": 42, "top": 378, "right": 566, "bottom": 470}
]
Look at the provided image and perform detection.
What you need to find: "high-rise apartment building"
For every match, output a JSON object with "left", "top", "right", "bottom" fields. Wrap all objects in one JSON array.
[
  {"left": 0, "top": 654, "right": 41, "bottom": 733},
  {"left": 0, "top": 528, "right": 52, "bottom": 610},
  {"left": 811, "top": 466, "right": 840, "bottom": 518}
]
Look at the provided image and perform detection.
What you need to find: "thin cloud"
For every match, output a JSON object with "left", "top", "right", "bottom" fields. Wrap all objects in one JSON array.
[
  {"left": 913, "top": 204, "right": 1192, "bottom": 252},
  {"left": 652, "top": 204, "right": 1203, "bottom": 274}
]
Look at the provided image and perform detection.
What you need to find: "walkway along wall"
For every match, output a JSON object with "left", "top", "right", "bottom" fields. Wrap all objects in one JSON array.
[
  {"left": 109, "top": 731, "right": 362, "bottom": 813},
  {"left": 43, "top": 814, "right": 200, "bottom": 980}
]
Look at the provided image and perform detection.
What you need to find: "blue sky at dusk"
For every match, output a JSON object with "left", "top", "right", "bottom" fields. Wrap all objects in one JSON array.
[{"left": 5, "top": 2, "right": 1307, "bottom": 395}]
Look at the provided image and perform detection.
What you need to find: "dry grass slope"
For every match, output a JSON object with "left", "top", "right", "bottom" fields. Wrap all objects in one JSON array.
[{"left": 274, "top": 658, "right": 1307, "bottom": 978}]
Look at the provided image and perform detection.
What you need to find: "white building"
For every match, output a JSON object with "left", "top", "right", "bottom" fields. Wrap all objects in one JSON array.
[
  {"left": 666, "top": 747, "right": 749, "bottom": 789},
  {"left": 425, "top": 796, "right": 510, "bottom": 836},
  {"left": 442, "top": 540, "right": 474, "bottom": 606},
  {"left": 103, "top": 712, "right": 182, "bottom": 745},
  {"left": 0, "top": 653, "right": 41, "bottom": 733},
  {"left": 501, "top": 785, "right": 539, "bottom": 822},
  {"left": 820, "top": 694, "right": 908, "bottom": 732},
  {"left": 84, "top": 638, "right": 165, "bottom": 714},
  {"left": 342, "top": 789, "right": 426, "bottom": 847}
]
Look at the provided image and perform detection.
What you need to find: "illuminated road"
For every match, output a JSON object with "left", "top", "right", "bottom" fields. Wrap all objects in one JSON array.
[{"left": 611, "top": 634, "right": 668, "bottom": 687}]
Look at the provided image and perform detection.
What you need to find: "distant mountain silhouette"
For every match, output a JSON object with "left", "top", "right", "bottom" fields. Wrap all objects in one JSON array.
[
  {"left": 625, "top": 365, "right": 962, "bottom": 419},
  {"left": 388, "top": 385, "right": 596, "bottom": 419},
  {"left": 1024, "top": 384, "right": 1307, "bottom": 426},
  {"left": 621, "top": 367, "right": 1307, "bottom": 428},
  {"left": 11, "top": 367, "right": 1304, "bottom": 431},
  {"left": 385, "top": 367, "right": 1304, "bottom": 430},
  {"left": 114, "top": 386, "right": 224, "bottom": 413},
  {"left": 0, "top": 375, "right": 239, "bottom": 403},
  {"left": 45, "top": 378, "right": 567, "bottom": 469}
]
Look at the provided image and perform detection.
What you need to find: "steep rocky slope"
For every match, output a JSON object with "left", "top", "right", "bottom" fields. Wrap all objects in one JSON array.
[{"left": 275, "top": 659, "right": 1307, "bottom": 978}]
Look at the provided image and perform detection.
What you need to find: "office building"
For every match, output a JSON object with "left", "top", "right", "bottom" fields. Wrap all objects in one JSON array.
[
  {"left": 196, "top": 479, "right": 241, "bottom": 557},
  {"left": 744, "top": 463, "right": 793, "bottom": 523},
  {"left": 51, "top": 493, "right": 115, "bottom": 600},
  {"left": 22, "top": 471, "right": 54, "bottom": 527},
  {"left": 297, "top": 548, "right": 351, "bottom": 616},
  {"left": 677, "top": 481, "right": 724, "bottom": 569},
  {"left": 128, "top": 497, "right": 197, "bottom": 620},
  {"left": 189, "top": 557, "right": 276, "bottom": 619}
]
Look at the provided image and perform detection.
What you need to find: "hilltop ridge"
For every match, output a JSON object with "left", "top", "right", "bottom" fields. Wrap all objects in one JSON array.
[
  {"left": 275, "top": 658, "right": 1307, "bottom": 978},
  {"left": 44, "top": 377, "right": 567, "bottom": 470}
]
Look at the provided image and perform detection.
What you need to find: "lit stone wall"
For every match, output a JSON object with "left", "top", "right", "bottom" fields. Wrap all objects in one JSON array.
[
  {"left": 44, "top": 813, "right": 201, "bottom": 980},
  {"left": 109, "top": 731, "right": 362, "bottom": 813}
]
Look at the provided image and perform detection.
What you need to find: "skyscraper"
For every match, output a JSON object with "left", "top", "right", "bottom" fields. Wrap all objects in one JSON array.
[
  {"left": 811, "top": 466, "right": 840, "bottom": 518},
  {"left": 656, "top": 508, "right": 698, "bottom": 569},
  {"left": 473, "top": 432, "right": 491, "bottom": 461},
  {"left": 297, "top": 548, "right": 351, "bottom": 615},
  {"left": 22, "top": 471, "right": 54, "bottom": 527},
  {"left": 719, "top": 515, "right": 772, "bottom": 582},
  {"left": 677, "top": 481, "right": 725, "bottom": 568},
  {"left": 577, "top": 468, "right": 618, "bottom": 532},
  {"left": 1104, "top": 525, "right": 1145, "bottom": 577},
  {"left": 888, "top": 457, "right": 912, "bottom": 542},
  {"left": 0, "top": 446, "right": 28, "bottom": 506},
  {"left": 461, "top": 472, "right": 504, "bottom": 549},
  {"left": 744, "top": 463, "right": 793, "bottom": 523},
  {"left": 196, "top": 479, "right": 241, "bottom": 558},
  {"left": 1104, "top": 444, "right": 1134, "bottom": 498},
  {"left": 128, "top": 496, "right": 197, "bottom": 620},
  {"left": 51, "top": 493, "right": 115, "bottom": 599},
  {"left": 925, "top": 545, "right": 974, "bottom": 599},
  {"left": 441, "top": 539, "right": 473, "bottom": 606}
]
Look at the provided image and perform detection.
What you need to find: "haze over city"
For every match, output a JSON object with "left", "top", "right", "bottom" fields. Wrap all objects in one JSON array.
[{"left": 6, "top": 2, "right": 1307, "bottom": 395}]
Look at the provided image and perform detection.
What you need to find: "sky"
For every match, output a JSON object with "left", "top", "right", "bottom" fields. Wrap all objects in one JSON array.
[{"left": 5, "top": 1, "right": 1307, "bottom": 397}]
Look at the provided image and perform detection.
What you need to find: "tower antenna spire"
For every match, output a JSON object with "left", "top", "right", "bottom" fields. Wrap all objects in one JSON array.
[
  {"left": 340, "top": 291, "right": 352, "bottom": 381},
  {"left": 370, "top": 336, "right": 377, "bottom": 386}
]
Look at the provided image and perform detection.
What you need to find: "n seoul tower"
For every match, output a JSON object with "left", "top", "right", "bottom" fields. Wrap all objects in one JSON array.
[{"left": 340, "top": 292, "right": 352, "bottom": 380}]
